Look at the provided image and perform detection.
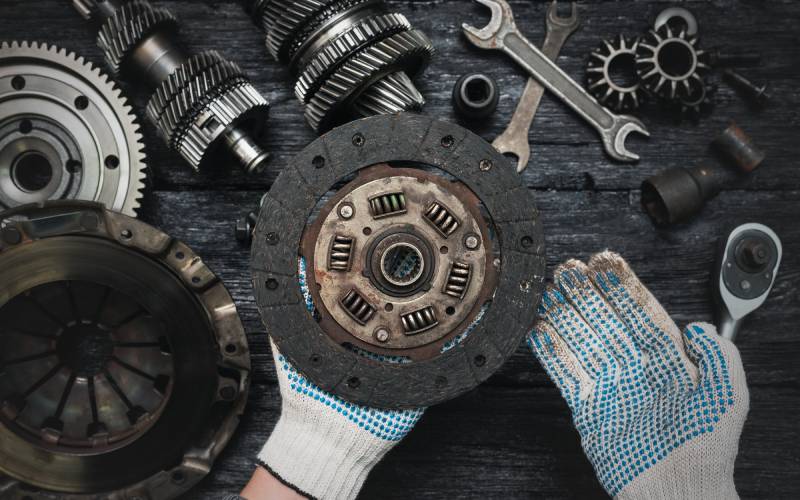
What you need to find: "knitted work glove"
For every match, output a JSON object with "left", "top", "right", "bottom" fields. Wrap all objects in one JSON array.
[
  {"left": 257, "top": 263, "right": 424, "bottom": 500},
  {"left": 528, "top": 251, "right": 749, "bottom": 499}
]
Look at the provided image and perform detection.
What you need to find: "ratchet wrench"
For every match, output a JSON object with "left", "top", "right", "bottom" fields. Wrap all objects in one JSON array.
[
  {"left": 464, "top": 0, "right": 649, "bottom": 163},
  {"left": 492, "top": 1, "right": 580, "bottom": 173}
]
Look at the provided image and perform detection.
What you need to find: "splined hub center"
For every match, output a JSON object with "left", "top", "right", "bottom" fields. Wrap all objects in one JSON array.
[{"left": 301, "top": 164, "right": 497, "bottom": 358}]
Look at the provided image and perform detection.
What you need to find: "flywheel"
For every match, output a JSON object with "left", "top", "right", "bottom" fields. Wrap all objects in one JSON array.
[
  {"left": 0, "top": 42, "right": 146, "bottom": 216},
  {"left": 0, "top": 201, "right": 249, "bottom": 499},
  {"left": 251, "top": 113, "right": 545, "bottom": 408}
]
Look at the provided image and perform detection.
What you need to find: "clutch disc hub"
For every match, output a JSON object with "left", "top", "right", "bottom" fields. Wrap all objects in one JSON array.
[
  {"left": 0, "top": 202, "right": 250, "bottom": 498},
  {"left": 251, "top": 114, "right": 545, "bottom": 408}
]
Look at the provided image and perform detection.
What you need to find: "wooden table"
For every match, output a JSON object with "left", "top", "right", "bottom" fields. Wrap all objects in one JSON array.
[{"left": 2, "top": 1, "right": 798, "bottom": 498}]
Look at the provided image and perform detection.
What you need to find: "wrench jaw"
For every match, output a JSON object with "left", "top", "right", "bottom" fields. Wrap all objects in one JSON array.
[
  {"left": 546, "top": 1, "right": 579, "bottom": 29},
  {"left": 462, "top": 0, "right": 516, "bottom": 50},
  {"left": 492, "top": 138, "right": 531, "bottom": 173},
  {"left": 606, "top": 118, "right": 650, "bottom": 163}
]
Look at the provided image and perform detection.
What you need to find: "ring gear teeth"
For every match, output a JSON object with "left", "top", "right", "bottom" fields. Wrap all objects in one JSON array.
[
  {"left": 0, "top": 41, "right": 146, "bottom": 216},
  {"left": 305, "top": 29, "right": 434, "bottom": 132},
  {"left": 144, "top": 52, "right": 268, "bottom": 170},
  {"left": 635, "top": 24, "right": 711, "bottom": 101},
  {"left": 294, "top": 12, "right": 411, "bottom": 103},
  {"left": 586, "top": 35, "right": 647, "bottom": 113},
  {"left": 97, "top": 0, "right": 179, "bottom": 77}
]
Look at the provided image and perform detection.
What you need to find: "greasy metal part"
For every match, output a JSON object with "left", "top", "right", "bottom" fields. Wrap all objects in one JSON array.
[
  {"left": 707, "top": 48, "right": 762, "bottom": 68},
  {"left": 0, "top": 42, "right": 146, "bottom": 216},
  {"left": 723, "top": 69, "right": 770, "bottom": 105},
  {"left": 653, "top": 7, "right": 699, "bottom": 37},
  {"left": 73, "top": 0, "right": 271, "bottom": 174},
  {"left": 452, "top": 73, "right": 499, "bottom": 120},
  {"left": 235, "top": 192, "right": 268, "bottom": 245},
  {"left": 300, "top": 164, "right": 496, "bottom": 358},
  {"left": 676, "top": 80, "right": 714, "bottom": 120},
  {"left": 492, "top": 0, "right": 579, "bottom": 173},
  {"left": 463, "top": 0, "right": 649, "bottom": 163},
  {"left": 641, "top": 165, "right": 721, "bottom": 225},
  {"left": 635, "top": 24, "right": 711, "bottom": 102},
  {"left": 586, "top": 35, "right": 647, "bottom": 113},
  {"left": 251, "top": 113, "right": 545, "bottom": 408},
  {"left": 713, "top": 223, "right": 782, "bottom": 341},
  {"left": 241, "top": 0, "right": 433, "bottom": 133},
  {"left": 0, "top": 201, "right": 250, "bottom": 498},
  {"left": 712, "top": 122, "right": 765, "bottom": 173}
]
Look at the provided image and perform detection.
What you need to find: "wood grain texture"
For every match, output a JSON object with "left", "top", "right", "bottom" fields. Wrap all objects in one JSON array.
[{"left": 1, "top": 0, "right": 798, "bottom": 498}]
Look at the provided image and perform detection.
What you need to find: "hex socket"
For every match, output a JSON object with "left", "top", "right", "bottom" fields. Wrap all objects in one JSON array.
[
  {"left": 712, "top": 122, "right": 765, "bottom": 173},
  {"left": 641, "top": 165, "right": 721, "bottom": 225}
]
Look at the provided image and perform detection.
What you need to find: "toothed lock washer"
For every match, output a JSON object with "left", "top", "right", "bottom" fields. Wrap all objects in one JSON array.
[
  {"left": 586, "top": 35, "right": 646, "bottom": 113},
  {"left": 251, "top": 114, "right": 545, "bottom": 408},
  {"left": 635, "top": 24, "right": 710, "bottom": 101},
  {"left": 0, "top": 41, "right": 146, "bottom": 216}
]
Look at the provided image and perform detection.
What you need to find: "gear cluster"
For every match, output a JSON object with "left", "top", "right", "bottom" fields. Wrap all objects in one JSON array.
[
  {"left": 243, "top": 0, "right": 434, "bottom": 132},
  {"left": 76, "top": 0, "right": 271, "bottom": 174},
  {"left": 585, "top": 11, "right": 713, "bottom": 119}
]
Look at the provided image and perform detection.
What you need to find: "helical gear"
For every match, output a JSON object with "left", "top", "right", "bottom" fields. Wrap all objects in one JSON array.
[
  {"left": 97, "top": 0, "right": 179, "bottom": 77},
  {"left": 635, "top": 24, "right": 711, "bottom": 102},
  {"left": 0, "top": 41, "right": 146, "bottom": 216},
  {"left": 586, "top": 35, "right": 647, "bottom": 113},
  {"left": 76, "top": 0, "right": 271, "bottom": 174},
  {"left": 242, "top": 0, "right": 433, "bottom": 132}
]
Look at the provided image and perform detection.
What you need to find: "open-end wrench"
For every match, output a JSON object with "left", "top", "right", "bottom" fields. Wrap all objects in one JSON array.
[
  {"left": 492, "top": 1, "right": 580, "bottom": 173},
  {"left": 464, "top": 0, "right": 649, "bottom": 163}
]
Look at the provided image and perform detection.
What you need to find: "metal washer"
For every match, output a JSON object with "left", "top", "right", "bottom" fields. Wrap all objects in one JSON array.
[{"left": 251, "top": 113, "right": 545, "bottom": 409}]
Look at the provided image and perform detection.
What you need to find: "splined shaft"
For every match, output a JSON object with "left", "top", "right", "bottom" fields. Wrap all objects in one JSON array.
[
  {"left": 73, "top": 0, "right": 271, "bottom": 174},
  {"left": 242, "top": 0, "right": 434, "bottom": 132}
]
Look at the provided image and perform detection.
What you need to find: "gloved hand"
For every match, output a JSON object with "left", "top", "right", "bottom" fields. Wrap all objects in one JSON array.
[
  {"left": 528, "top": 251, "right": 749, "bottom": 499},
  {"left": 255, "top": 263, "right": 424, "bottom": 500}
]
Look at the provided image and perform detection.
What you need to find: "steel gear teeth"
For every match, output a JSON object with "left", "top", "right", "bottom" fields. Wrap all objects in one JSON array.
[
  {"left": 350, "top": 70, "right": 424, "bottom": 116},
  {"left": 677, "top": 81, "right": 715, "bottom": 119},
  {"left": 635, "top": 24, "right": 711, "bottom": 101},
  {"left": 244, "top": 0, "right": 431, "bottom": 132},
  {"left": 294, "top": 12, "right": 411, "bottom": 103},
  {"left": 76, "top": 0, "right": 271, "bottom": 174},
  {"left": 98, "top": 0, "right": 179, "bottom": 77},
  {"left": 0, "top": 41, "right": 146, "bottom": 216},
  {"left": 305, "top": 29, "right": 434, "bottom": 132},
  {"left": 586, "top": 35, "right": 647, "bottom": 113}
]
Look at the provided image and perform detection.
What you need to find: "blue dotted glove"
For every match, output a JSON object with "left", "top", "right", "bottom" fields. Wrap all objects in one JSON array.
[
  {"left": 528, "top": 252, "right": 749, "bottom": 499},
  {"left": 256, "top": 262, "right": 423, "bottom": 500}
]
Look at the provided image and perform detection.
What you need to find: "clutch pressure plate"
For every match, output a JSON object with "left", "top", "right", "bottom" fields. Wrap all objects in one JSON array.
[
  {"left": 251, "top": 114, "right": 545, "bottom": 408},
  {"left": 0, "top": 202, "right": 249, "bottom": 499}
]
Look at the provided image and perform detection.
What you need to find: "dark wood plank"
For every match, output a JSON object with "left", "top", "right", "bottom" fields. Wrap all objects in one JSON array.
[{"left": 0, "top": 0, "right": 798, "bottom": 498}]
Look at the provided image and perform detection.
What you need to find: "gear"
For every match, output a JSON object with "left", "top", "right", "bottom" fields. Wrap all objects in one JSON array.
[
  {"left": 78, "top": 0, "right": 271, "bottom": 174},
  {"left": 0, "top": 201, "right": 250, "bottom": 498},
  {"left": 305, "top": 29, "right": 434, "bottom": 132},
  {"left": 251, "top": 114, "right": 545, "bottom": 408},
  {"left": 677, "top": 80, "right": 715, "bottom": 119},
  {"left": 142, "top": 51, "right": 269, "bottom": 170},
  {"left": 97, "top": 0, "right": 179, "bottom": 77},
  {"left": 635, "top": 24, "right": 711, "bottom": 101},
  {"left": 0, "top": 41, "right": 146, "bottom": 216},
  {"left": 586, "top": 35, "right": 647, "bottom": 113},
  {"left": 294, "top": 12, "right": 411, "bottom": 103},
  {"left": 243, "top": 0, "right": 432, "bottom": 132}
]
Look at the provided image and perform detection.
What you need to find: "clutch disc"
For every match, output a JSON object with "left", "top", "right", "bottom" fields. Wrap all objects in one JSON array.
[
  {"left": 0, "top": 202, "right": 249, "bottom": 499},
  {"left": 251, "top": 113, "right": 545, "bottom": 408},
  {"left": 0, "top": 42, "right": 146, "bottom": 216}
]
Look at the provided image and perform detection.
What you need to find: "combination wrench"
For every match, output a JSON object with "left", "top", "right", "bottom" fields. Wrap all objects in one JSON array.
[
  {"left": 464, "top": 0, "right": 649, "bottom": 163},
  {"left": 492, "top": 1, "right": 580, "bottom": 173}
]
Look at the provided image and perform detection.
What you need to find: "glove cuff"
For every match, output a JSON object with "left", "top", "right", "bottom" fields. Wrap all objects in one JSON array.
[{"left": 258, "top": 402, "right": 392, "bottom": 500}]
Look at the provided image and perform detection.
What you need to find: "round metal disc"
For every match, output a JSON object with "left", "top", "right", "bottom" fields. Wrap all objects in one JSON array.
[
  {"left": 0, "top": 201, "right": 249, "bottom": 498},
  {"left": 251, "top": 113, "right": 545, "bottom": 409},
  {"left": 0, "top": 42, "right": 146, "bottom": 216}
]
